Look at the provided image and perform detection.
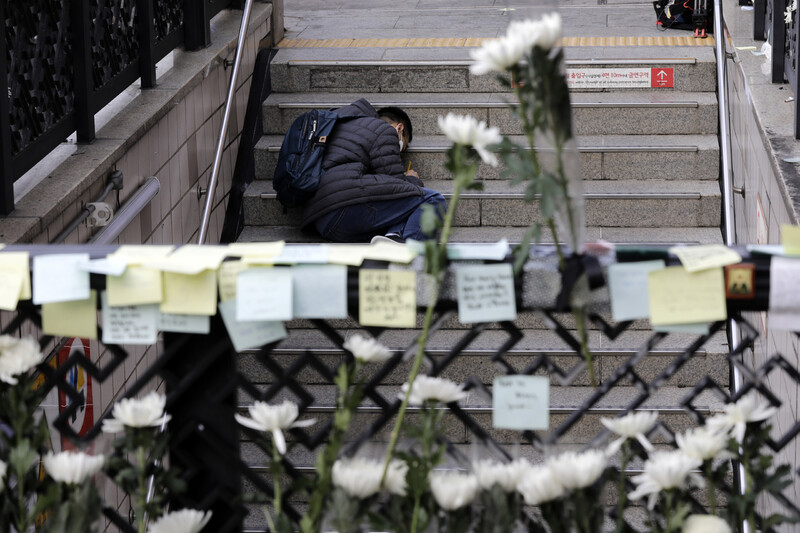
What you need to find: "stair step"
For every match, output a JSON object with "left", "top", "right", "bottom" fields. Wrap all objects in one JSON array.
[
  {"left": 262, "top": 91, "right": 719, "bottom": 136},
  {"left": 269, "top": 47, "right": 717, "bottom": 93},
  {"left": 242, "top": 179, "right": 721, "bottom": 228},
  {"left": 255, "top": 134, "right": 720, "bottom": 182}
]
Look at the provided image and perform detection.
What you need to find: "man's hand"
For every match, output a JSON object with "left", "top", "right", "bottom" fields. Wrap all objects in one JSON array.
[{"left": 405, "top": 169, "right": 420, "bottom": 179}]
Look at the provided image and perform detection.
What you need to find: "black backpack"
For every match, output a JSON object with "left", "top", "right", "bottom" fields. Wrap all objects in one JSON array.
[
  {"left": 272, "top": 109, "right": 340, "bottom": 208},
  {"left": 654, "top": 0, "right": 713, "bottom": 34}
]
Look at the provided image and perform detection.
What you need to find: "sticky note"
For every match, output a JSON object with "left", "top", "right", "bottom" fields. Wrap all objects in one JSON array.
[
  {"left": 218, "top": 260, "right": 251, "bottom": 302},
  {"left": 226, "top": 241, "right": 285, "bottom": 258},
  {"left": 101, "top": 293, "right": 158, "bottom": 345},
  {"left": 648, "top": 266, "right": 727, "bottom": 326},
  {"left": 669, "top": 245, "right": 742, "bottom": 272},
  {"left": 329, "top": 245, "right": 368, "bottom": 266},
  {"left": 218, "top": 299, "right": 287, "bottom": 352},
  {"left": 293, "top": 265, "right": 348, "bottom": 319},
  {"left": 608, "top": 260, "right": 665, "bottom": 321},
  {"left": 106, "top": 266, "right": 163, "bottom": 306},
  {"left": 768, "top": 256, "right": 800, "bottom": 330},
  {"left": 0, "top": 271, "right": 24, "bottom": 311},
  {"left": 447, "top": 239, "right": 510, "bottom": 261},
  {"left": 653, "top": 322, "right": 710, "bottom": 335},
  {"left": 147, "top": 245, "right": 229, "bottom": 274},
  {"left": 492, "top": 375, "right": 549, "bottom": 430},
  {"left": 33, "top": 254, "right": 91, "bottom": 304},
  {"left": 42, "top": 291, "right": 98, "bottom": 339},
  {"left": 255, "top": 245, "right": 330, "bottom": 265},
  {"left": 161, "top": 270, "right": 218, "bottom": 316},
  {"left": 0, "top": 251, "right": 31, "bottom": 300},
  {"left": 781, "top": 224, "right": 800, "bottom": 255},
  {"left": 359, "top": 269, "right": 416, "bottom": 328},
  {"left": 108, "top": 245, "right": 175, "bottom": 264},
  {"left": 236, "top": 268, "right": 293, "bottom": 321},
  {"left": 158, "top": 313, "right": 211, "bottom": 334},
  {"left": 363, "top": 242, "right": 416, "bottom": 264},
  {"left": 77, "top": 258, "right": 127, "bottom": 276},
  {"left": 455, "top": 263, "right": 517, "bottom": 323}
]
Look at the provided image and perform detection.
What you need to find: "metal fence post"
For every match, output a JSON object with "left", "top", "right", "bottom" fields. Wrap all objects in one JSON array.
[
  {"left": 0, "top": 1, "right": 15, "bottom": 214},
  {"left": 138, "top": 0, "right": 157, "bottom": 88},
  {"left": 184, "top": 0, "right": 211, "bottom": 50},
  {"left": 71, "top": 0, "right": 96, "bottom": 143}
]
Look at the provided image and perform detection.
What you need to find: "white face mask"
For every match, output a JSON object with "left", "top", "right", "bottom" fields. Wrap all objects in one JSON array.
[{"left": 399, "top": 138, "right": 404, "bottom": 151}]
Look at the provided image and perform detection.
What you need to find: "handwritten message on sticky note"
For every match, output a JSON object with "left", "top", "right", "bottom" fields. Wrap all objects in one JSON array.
[
  {"left": 0, "top": 270, "right": 23, "bottom": 311},
  {"left": 293, "top": 265, "right": 348, "bottom": 319},
  {"left": 107, "top": 266, "right": 163, "bottom": 306},
  {"left": 768, "top": 256, "right": 800, "bottom": 330},
  {"left": 161, "top": 270, "right": 218, "bottom": 316},
  {"left": 648, "top": 266, "right": 727, "bottom": 326},
  {"left": 236, "top": 268, "right": 293, "bottom": 321},
  {"left": 42, "top": 291, "right": 97, "bottom": 339},
  {"left": 0, "top": 252, "right": 31, "bottom": 300},
  {"left": 158, "top": 312, "right": 211, "bottom": 334},
  {"left": 101, "top": 293, "right": 158, "bottom": 345},
  {"left": 608, "top": 260, "right": 665, "bottom": 322},
  {"left": 492, "top": 375, "right": 550, "bottom": 430},
  {"left": 455, "top": 264, "right": 517, "bottom": 323},
  {"left": 669, "top": 245, "right": 742, "bottom": 272},
  {"left": 781, "top": 224, "right": 800, "bottom": 256},
  {"left": 359, "top": 269, "right": 416, "bottom": 328},
  {"left": 218, "top": 260, "right": 250, "bottom": 302},
  {"left": 33, "top": 253, "right": 91, "bottom": 304},
  {"left": 218, "top": 300, "right": 287, "bottom": 352}
]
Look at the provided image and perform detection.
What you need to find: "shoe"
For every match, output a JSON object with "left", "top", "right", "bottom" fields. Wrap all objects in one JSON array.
[{"left": 370, "top": 233, "right": 404, "bottom": 244}]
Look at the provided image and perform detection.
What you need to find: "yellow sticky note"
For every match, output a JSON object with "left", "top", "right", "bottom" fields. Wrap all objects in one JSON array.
[
  {"left": 161, "top": 270, "right": 218, "bottom": 316},
  {"left": 106, "top": 266, "right": 163, "bottom": 306},
  {"left": 147, "top": 245, "right": 230, "bottom": 274},
  {"left": 0, "top": 251, "right": 31, "bottom": 300},
  {"left": 226, "top": 241, "right": 285, "bottom": 258},
  {"left": 669, "top": 245, "right": 742, "bottom": 272},
  {"left": 108, "top": 245, "right": 175, "bottom": 265},
  {"left": 359, "top": 269, "right": 416, "bottom": 328},
  {"left": 362, "top": 242, "right": 417, "bottom": 264},
  {"left": 218, "top": 260, "right": 252, "bottom": 302},
  {"left": 781, "top": 224, "right": 800, "bottom": 255},
  {"left": 0, "top": 271, "right": 23, "bottom": 311},
  {"left": 648, "top": 266, "right": 727, "bottom": 326},
  {"left": 42, "top": 291, "right": 98, "bottom": 339},
  {"left": 329, "top": 245, "right": 368, "bottom": 266}
]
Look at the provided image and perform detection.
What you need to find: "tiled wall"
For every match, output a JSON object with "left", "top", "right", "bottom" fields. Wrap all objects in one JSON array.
[{"left": 727, "top": 51, "right": 800, "bottom": 514}]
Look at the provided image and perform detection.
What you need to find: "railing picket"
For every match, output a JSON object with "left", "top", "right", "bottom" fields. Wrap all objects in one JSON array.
[
  {"left": 138, "top": 0, "right": 158, "bottom": 88},
  {"left": 184, "top": 0, "right": 212, "bottom": 51},
  {"left": 71, "top": 0, "right": 96, "bottom": 143},
  {"left": 0, "top": 1, "right": 14, "bottom": 214}
]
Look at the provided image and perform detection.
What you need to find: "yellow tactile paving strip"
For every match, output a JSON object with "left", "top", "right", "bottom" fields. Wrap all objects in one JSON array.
[{"left": 277, "top": 36, "right": 715, "bottom": 48}]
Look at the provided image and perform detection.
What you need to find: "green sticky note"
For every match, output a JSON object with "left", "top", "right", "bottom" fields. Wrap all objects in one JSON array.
[
  {"left": 292, "top": 265, "right": 348, "bottom": 319},
  {"left": 608, "top": 260, "right": 665, "bottom": 322},
  {"left": 492, "top": 375, "right": 549, "bottom": 430},
  {"left": 218, "top": 299, "right": 287, "bottom": 352}
]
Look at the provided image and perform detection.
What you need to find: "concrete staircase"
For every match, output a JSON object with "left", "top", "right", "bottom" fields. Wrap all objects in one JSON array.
[{"left": 236, "top": 42, "right": 726, "bottom": 530}]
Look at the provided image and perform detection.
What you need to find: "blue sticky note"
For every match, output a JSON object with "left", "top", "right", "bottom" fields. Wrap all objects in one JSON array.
[
  {"left": 292, "top": 265, "right": 348, "bottom": 319},
  {"left": 236, "top": 268, "right": 293, "bottom": 322},
  {"left": 653, "top": 322, "right": 710, "bottom": 335},
  {"left": 456, "top": 263, "right": 517, "bottom": 323},
  {"left": 219, "top": 300, "right": 287, "bottom": 352},
  {"left": 492, "top": 375, "right": 550, "bottom": 430},
  {"left": 608, "top": 260, "right": 666, "bottom": 322}
]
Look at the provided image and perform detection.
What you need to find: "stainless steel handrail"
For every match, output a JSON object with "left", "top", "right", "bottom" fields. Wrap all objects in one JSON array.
[
  {"left": 198, "top": 0, "right": 255, "bottom": 245},
  {"left": 713, "top": 1, "right": 748, "bottom": 531}
]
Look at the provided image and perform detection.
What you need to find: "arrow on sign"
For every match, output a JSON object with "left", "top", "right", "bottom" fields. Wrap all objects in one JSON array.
[{"left": 657, "top": 70, "right": 668, "bottom": 80}]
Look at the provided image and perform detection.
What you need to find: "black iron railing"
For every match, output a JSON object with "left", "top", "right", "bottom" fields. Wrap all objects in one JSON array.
[{"left": 0, "top": 0, "right": 239, "bottom": 215}]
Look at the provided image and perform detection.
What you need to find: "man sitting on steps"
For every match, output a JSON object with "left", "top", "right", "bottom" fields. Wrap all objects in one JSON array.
[{"left": 301, "top": 98, "right": 446, "bottom": 243}]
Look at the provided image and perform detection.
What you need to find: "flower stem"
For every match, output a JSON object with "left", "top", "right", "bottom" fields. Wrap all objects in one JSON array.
[
  {"left": 575, "top": 307, "right": 595, "bottom": 387},
  {"left": 272, "top": 444, "right": 283, "bottom": 517},
  {"left": 615, "top": 442, "right": 630, "bottom": 533},
  {"left": 136, "top": 445, "right": 147, "bottom": 533},
  {"left": 411, "top": 494, "right": 422, "bottom": 533},
  {"left": 704, "top": 461, "right": 716, "bottom": 514}
]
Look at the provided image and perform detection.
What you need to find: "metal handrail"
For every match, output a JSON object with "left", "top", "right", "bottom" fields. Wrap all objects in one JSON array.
[
  {"left": 198, "top": 0, "right": 255, "bottom": 245},
  {"left": 713, "top": 1, "right": 749, "bottom": 531}
]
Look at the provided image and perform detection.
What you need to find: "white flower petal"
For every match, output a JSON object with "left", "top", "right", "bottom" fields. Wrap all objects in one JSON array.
[
  {"left": 332, "top": 458, "right": 385, "bottom": 499},
  {"left": 272, "top": 429, "right": 287, "bottom": 455},
  {"left": 104, "top": 391, "right": 170, "bottom": 430},
  {"left": 517, "top": 464, "right": 565, "bottom": 505},
  {"left": 343, "top": 334, "right": 392, "bottom": 364},
  {"left": 430, "top": 471, "right": 479, "bottom": 510},
  {"left": 44, "top": 451, "right": 105, "bottom": 484},
  {"left": 399, "top": 375, "right": 467, "bottom": 405},
  {"left": 147, "top": 509, "right": 212, "bottom": 533},
  {"left": 546, "top": 449, "right": 607, "bottom": 490},
  {"left": 682, "top": 514, "right": 732, "bottom": 533},
  {"left": 0, "top": 336, "right": 43, "bottom": 385}
]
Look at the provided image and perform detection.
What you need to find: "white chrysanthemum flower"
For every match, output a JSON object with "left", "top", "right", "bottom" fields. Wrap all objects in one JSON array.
[
  {"left": 546, "top": 449, "right": 607, "bottom": 490},
  {"left": 507, "top": 13, "right": 562, "bottom": 51},
  {"left": 43, "top": 451, "right": 104, "bottom": 484},
  {"left": 437, "top": 113, "right": 502, "bottom": 166},
  {"left": 234, "top": 400, "right": 315, "bottom": 455},
  {"left": 383, "top": 459, "right": 409, "bottom": 497},
  {"left": 628, "top": 450, "right": 703, "bottom": 510},
  {"left": 602, "top": 411, "right": 658, "bottom": 454},
  {"left": 147, "top": 509, "right": 212, "bottom": 533},
  {"left": 469, "top": 34, "right": 527, "bottom": 76},
  {"left": 705, "top": 392, "right": 777, "bottom": 444},
  {"left": 0, "top": 336, "right": 43, "bottom": 385},
  {"left": 399, "top": 375, "right": 467, "bottom": 405},
  {"left": 332, "top": 457, "right": 388, "bottom": 499},
  {"left": 473, "top": 458, "right": 531, "bottom": 492},
  {"left": 0, "top": 459, "right": 6, "bottom": 493},
  {"left": 785, "top": 0, "right": 797, "bottom": 24},
  {"left": 343, "top": 334, "right": 392, "bottom": 364},
  {"left": 429, "top": 471, "right": 480, "bottom": 511},
  {"left": 517, "top": 464, "right": 566, "bottom": 505},
  {"left": 101, "top": 391, "right": 172, "bottom": 434},
  {"left": 682, "top": 514, "right": 732, "bottom": 533},
  {"left": 676, "top": 426, "right": 731, "bottom": 462}
]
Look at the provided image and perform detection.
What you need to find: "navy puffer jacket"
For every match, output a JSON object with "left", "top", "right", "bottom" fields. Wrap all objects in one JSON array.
[{"left": 301, "top": 99, "right": 423, "bottom": 227}]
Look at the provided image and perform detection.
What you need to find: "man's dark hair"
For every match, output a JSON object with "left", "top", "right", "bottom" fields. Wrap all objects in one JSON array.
[{"left": 378, "top": 106, "right": 413, "bottom": 144}]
